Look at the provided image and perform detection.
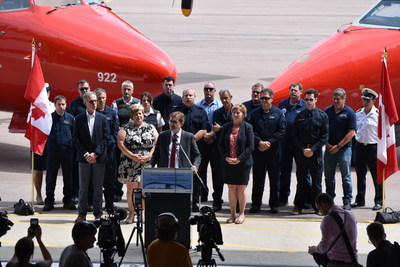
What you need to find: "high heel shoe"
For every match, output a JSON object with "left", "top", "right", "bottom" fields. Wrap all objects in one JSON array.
[
  {"left": 36, "top": 197, "right": 44, "bottom": 205},
  {"left": 125, "top": 216, "right": 134, "bottom": 224}
]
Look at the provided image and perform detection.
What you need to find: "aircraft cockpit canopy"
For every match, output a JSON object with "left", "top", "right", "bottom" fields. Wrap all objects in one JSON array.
[{"left": 354, "top": 0, "right": 400, "bottom": 28}]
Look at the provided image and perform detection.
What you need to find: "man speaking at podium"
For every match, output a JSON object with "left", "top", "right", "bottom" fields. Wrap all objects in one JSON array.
[{"left": 150, "top": 111, "right": 201, "bottom": 187}]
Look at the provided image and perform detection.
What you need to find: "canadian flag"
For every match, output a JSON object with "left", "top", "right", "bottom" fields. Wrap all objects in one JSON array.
[
  {"left": 377, "top": 54, "right": 399, "bottom": 184},
  {"left": 24, "top": 48, "right": 52, "bottom": 155}
]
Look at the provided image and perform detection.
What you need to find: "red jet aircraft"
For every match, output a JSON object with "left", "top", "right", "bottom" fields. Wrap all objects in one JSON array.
[
  {"left": 0, "top": 0, "right": 176, "bottom": 132},
  {"left": 269, "top": 0, "right": 400, "bottom": 115}
]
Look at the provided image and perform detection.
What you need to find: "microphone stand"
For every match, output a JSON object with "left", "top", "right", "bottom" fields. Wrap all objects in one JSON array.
[{"left": 173, "top": 140, "right": 208, "bottom": 194}]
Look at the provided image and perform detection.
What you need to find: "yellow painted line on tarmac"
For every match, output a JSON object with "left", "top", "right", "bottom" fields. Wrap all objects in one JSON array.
[{"left": 223, "top": 243, "right": 298, "bottom": 253}]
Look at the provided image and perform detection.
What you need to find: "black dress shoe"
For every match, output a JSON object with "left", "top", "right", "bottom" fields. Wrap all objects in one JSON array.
[
  {"left": 43, "top": 204, "right": 54, "bottom": 211},
  {"left": 249, "top": 206, "right": 261, "bottom": 213},
  {"left": 270, "top": 208, "right": 278, "bottom": 214},
  {"left": 279, "top": 201, "right": 288, "bottom": 207},
  {"left": 212, "top": 204, "right": 222, "bottom": 211},
  {"left": 372, "top": 204, "right": 382, "bottom": 211},
  {"left": 63, "top": 203, "right": 76, "bottom": 210},
  {"left": 351, "top": 202, "right": 365, "bottom": 208}
]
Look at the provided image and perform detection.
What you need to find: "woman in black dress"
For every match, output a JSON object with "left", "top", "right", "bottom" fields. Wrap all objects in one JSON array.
[{"left": 219, "top": 104, "right": 254, "bottom": 224}]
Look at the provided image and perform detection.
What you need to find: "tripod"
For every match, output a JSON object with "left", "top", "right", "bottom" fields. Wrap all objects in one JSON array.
[
  {"left": 100, "top": 247, "right": 118, "bottom": 267},
  {"left": 118, "top": 202, "right": 147, "bottom": 267},
  {"left": 196, "top": 242, "right": 224, "bottom": 267}
]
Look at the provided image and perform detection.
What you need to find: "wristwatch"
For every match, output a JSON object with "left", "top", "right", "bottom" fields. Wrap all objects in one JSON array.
[{"left": 337, "top": 144, "right": 341, "bottom": 149}]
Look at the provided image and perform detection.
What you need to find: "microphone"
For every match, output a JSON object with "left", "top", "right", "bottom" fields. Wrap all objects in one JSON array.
[{"left": 172, "top": 136, "right": 179, "bottom": 145}]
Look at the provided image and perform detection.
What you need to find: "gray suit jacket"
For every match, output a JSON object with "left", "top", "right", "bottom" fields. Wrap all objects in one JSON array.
[{"left": 150, "top": 129, "right": 201, "bottom": 168}]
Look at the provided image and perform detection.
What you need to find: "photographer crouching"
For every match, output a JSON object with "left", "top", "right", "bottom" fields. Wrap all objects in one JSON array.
[{"left": 147, "top": 212, "right": 193, "bottom": 267}]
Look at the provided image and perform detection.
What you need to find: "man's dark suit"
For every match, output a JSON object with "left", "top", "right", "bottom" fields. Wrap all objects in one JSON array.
[
  {"left": 150, "top": 130, "right": 201, "bottom": 169},
  {"left": 73, "top": 111, "right": 110, "bottom": 216}
]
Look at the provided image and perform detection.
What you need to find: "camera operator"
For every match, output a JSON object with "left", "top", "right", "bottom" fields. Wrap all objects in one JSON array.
[
  {"left": 147, "top": 212, "right": 193, "bottom": 267},
  {"left": 6, "top": 225, "right": 52, "bottom": 267},
  {"left": 59, "top": 221, "right": 97, "bottom": 267}
]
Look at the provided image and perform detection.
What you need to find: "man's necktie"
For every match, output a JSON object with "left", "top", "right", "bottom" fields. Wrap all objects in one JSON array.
[{"left": 169, "top": 134, "right": 178, "bottom": 168}]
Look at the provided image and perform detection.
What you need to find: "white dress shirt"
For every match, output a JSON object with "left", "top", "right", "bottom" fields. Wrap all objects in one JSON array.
[
  {"left": 355, "top": 105, "right": 378, "bottom": 144},
  {"left": 86, "top": 110, "right": 96, "bottom": 139}
]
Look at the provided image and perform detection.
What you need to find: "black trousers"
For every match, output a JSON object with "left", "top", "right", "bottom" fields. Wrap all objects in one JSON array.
[
  {"left": 294, "top": 149, "right": 322, "bottom": 209},
  {"left": 251, "top": 149, "right": 280, "bottom": 209},
  {"left": 198, "top": 142, "right": 223, "bottom": 204},
  {"left": 45, "top": 146, "right": 73, "bottom": 205},
  {"left": 354, "top": 141, "right": 382, "bottom": 205}
]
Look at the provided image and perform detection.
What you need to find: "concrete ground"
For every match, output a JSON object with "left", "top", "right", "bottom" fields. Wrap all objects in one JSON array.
[{"left": 2, "top": 0, "right": 400, "bottom": 266}]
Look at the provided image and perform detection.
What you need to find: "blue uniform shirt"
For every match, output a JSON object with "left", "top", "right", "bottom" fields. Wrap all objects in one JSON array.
[
  {"left": 196, "top": 98, "right": 222, "bottom": 125},
  {"left": 67, "top": 97, "right": 86, "bottom": 117},
  {"left": 249, "top": 105, "right": 286, "bottom": 151},
  {"left": 97, "top": 105, "right": 119, "bottom": 146},
  {"left": 47, "top": 111, "right": 74, "bottom": 149},
  {"left": 278, "top": 98, "right": 307, "bottom": 138},
  {"left": 324, "top": 105, "right": 356, "bottom": 148},
  {"left": 153, "top": 93, "right": 183, "bottom": 130},
  {"left": 173, "top": 104, "right": 209, "bottom": 133},
  {"left": 242, "top": 100, "right": 261, "bottom": 121},
  {"left": 212, "top": 106, "right": 232, "bottom": 142}
]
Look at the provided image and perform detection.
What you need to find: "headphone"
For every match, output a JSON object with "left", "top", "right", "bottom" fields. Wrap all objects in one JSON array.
[{"left": 155, "top": 212, "right": 180, "bottom": 239}]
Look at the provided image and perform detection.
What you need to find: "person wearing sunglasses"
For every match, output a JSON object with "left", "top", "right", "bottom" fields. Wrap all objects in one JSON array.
[
  {"left": 195, "top": 82, "right": 222, "bottom": 205},
  {"left": 67, "top": 80, "right": 91, "bottom": 206},
  {"left": 67, "top": 80, "right": 91, "bottom": 117},
  {"left": 73, "top": 91, "right": 111, "bottom": 223},
  {"left": 292, "top": 88, "right": 328, "bottom": 215},
  {"left": 242, "top": 83, "right": 264, "bottom": 121},
  {"left": 249, "top": 88, "right": 286, "bottom": 214}
]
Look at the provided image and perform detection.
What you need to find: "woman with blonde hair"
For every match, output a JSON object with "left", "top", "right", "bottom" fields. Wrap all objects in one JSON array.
[
  {"left": 117, "top": 104, "right": 158, "bottom": 224},
  {"left": 219, "top": 104, "right": 254, "bottom": 224}
]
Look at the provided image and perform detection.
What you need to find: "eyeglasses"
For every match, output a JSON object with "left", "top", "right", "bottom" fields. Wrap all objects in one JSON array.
[
  {"left": 89, "top": 100, "right": 97, "bottom": 104},
  {"left": 169, "top": 120, "right": 180, "bottom": 125},
  {"left": 80, "top": 87, "right": 89, "bottom": 91},
  {"left": 305, "top": 98, "right": 315, "bottom": 102},
  {"left": 204, "top": 87, "right": 215, "bottom": 91},
  {"left": 260, "top": 96, "right": 271, "bottom": 101},
  {"left": 252, "top": 91, "right": 261, "bottom": 95}
]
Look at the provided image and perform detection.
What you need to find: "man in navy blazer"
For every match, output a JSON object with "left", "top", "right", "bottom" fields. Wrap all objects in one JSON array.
[{"left": 73, "top": 91, "right": 110, "bottom": 223}]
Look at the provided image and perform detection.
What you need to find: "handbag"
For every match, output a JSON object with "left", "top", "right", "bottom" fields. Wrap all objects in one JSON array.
[
  {"left": 313, "top": 252, "right": 329, "bottom": 267},
  {"left": 13, "top": 199, "right": 35, "bottom": 216},
  {"left": 375, "top": 207, "right": 400, "bottom": 224}
]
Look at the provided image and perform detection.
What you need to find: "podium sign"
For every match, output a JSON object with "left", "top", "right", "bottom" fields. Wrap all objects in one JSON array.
[
  {"left": 143, "top": 168, "right": 192, "bottom": 248},
  {"left": 142, "top": 168, "right": 193, "bottom": 193}
]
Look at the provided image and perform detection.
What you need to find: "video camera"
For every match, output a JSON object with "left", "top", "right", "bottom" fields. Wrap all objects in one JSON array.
[
  {"left": 93, "top": 208, "right": 127, "bottom": 262},
  {"left": 0, "top": 211, "right": 13, "bottom": 237},
  {"left": 189, "top": 206, "right": 223, "bottom": 245}
]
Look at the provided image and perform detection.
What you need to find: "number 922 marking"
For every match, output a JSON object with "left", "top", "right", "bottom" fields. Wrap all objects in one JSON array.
[{"left": 97, "top": 72, "right": 117, "bottom": 83}]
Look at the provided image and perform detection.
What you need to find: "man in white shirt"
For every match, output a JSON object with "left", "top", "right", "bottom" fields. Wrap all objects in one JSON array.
[{"left": 351, "top": 88, "right": 382, "bottom": 211}]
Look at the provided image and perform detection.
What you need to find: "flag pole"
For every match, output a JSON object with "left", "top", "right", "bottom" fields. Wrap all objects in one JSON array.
[
  {"left": 31, "top": 151, "right": 35, "bottom": 209},
  {"left": 381, "top": 48, "right": 387, "bottom": 212},
  {"left": 30, "top": 38, "right": 36, "bottom": 209}
]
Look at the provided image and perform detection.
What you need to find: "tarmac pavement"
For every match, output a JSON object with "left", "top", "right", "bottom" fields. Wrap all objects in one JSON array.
[{"left": 2, "top": 0, "right": 400, "bottom": 266}]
